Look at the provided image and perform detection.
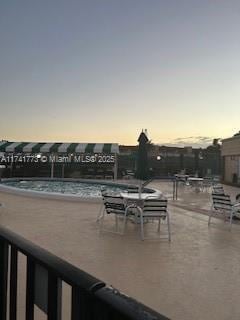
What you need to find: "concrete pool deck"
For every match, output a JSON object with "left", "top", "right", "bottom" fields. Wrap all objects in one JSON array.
[{"left": 1, "top": 180, "right": 240, "bottom": 320}]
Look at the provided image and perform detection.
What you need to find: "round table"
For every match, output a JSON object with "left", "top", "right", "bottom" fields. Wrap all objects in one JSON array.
[
  {"left": 120, "top": 192, "right": 162, "bottom": 223},
  {"left": 120, "top": 192, "right": 161, "bottom": 204},
  {"left": 188, "top": 177, "right": 203, "bottom": 192}
]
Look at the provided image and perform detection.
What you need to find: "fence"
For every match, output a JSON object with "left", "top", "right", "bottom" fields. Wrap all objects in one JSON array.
[{"left": 0, "top": 226, "right": 170, "bottom": 320}]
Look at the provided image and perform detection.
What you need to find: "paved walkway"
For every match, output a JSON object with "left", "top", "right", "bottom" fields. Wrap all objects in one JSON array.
[{"left": 0, "top": 182, "right": 240, "bottom": 320}]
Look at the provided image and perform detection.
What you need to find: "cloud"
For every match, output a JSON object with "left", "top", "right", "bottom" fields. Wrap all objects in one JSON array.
[{"left": 158, "top": 136, "right": 215, "bottom": 148}]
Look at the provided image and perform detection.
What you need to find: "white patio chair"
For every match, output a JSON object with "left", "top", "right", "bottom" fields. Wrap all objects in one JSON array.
[
  {"left": 208, "top": 193, "right": 240, "bottom": 229},
  {"left": 96, "top": 188, "right": 123, "bottom": 223},
  {"left": 127, "top": 186, "right": 139, "bottom": 193},
  {"left": 99, "top": 194, "right": 134, "bottom": 234},
  {"left": 212, "top": 184, "right": 224, "bottom": 195},
  {"left": 135, "top": 198, "right": 171, "bottom": 241},
  {"left": 96, "top": 188, "right": 108, "bottom": 222},
  {"left": 200, "top": 177, "right": 213, "bottom": 192}
]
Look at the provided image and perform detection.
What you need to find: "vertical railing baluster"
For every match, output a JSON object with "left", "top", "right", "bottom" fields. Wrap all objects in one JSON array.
[
  {"left": 0, "top": 239, "right": 9, "bottom": 320},
  {"left": 175, "top": 179, "right": 178, "bottom": 200},
  {"left": 26, "top": 257, "right": 35, "bottom": 320},
  {"left": 0, "top": 226, "right": 168, "bottom": 320},
  {"left": 10, "top": 245, "right": 18, "bottom": 320},
  {"left": 71, "top": 286, "right": 80, "bottom": 320},
  {"left": 48, "top": 273, "right": 62, "bottom": 320},
  {"left": 172, "top": 179, "right": 175, "bottom": 200},
  {"left": 71, "top": 286, "right": 91, "bottom": 320}
]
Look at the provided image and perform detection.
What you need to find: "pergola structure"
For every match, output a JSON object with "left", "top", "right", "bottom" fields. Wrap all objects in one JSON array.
[{"left": 0, "top": 141, "right": 119, "bottom": 179}]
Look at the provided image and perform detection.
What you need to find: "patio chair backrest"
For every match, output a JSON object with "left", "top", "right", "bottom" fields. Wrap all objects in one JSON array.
[
  {"left": 127, "top": 186, "right": 139, "bottom": 193},
  {"left": 212, "top": 185, "right": 224, "bottom": 195},
  {"left": 101, "top": 188, "right": 121, "bottom": 198},
  {"left": 143, "top": 199, "right": 168, "bottom": 215},
  {"left": 103, "top": 195, "right": 126, "bottom": 215},
  {"left": 100, "top": 188, "right": 108, "bottom": 197},
  {"left": 127, "top": 189, "right": 139, "bottom": 194},
  {"left": 203, "top": 177, "right": 213, "bottom": 186},
  {"left": 212, "top": 193, "right": 232, "bottom": 212}
]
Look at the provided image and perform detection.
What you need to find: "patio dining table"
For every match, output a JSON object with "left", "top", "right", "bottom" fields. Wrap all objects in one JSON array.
[
  {"left": 120, "top": 192, "right": 161, "bottom": 204},
  {"left": 120, "top": 192, "right": 162, "bottom": 223},
  {"left": 188, "top": 177, "right": 203, "bottom": 192},
  {"left": 175, "top": 174, "right": 189, "bottom": 182}
]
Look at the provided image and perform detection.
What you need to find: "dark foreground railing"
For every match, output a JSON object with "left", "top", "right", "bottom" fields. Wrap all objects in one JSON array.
[{"left": 0, "top": 226, "right": 170, "bottom": 320}]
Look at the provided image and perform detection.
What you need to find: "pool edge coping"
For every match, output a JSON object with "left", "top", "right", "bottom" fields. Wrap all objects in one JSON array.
[{"left": 0, "top": 178, "right": 160, "bottom": 203}]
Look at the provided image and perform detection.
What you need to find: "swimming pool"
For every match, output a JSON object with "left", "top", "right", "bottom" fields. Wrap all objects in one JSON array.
[{"left": 0, "top": 179, "right": 131, "bottom": 198}]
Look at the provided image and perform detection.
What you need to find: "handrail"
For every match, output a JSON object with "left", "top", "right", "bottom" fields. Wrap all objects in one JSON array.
[
  {"left": 95, "top": 286, "right": 167, "bottom": 320},
  {"left": 0, "top": 226, "right": 104, "bottom": 292},
  {"left": 0, "top": 226, "right": 170, "bottom": 320},
  {"left": 141, "top": 178, "right": 154, "bottom": 187}
]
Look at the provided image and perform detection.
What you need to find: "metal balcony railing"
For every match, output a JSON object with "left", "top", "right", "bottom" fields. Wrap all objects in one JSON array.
[{"left": 0, "top": 226, "right": 170, "bottom": 320}]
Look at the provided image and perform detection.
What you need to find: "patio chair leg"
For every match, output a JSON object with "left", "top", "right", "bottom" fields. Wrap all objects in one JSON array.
[
  {"left": 122, "top": 209, "right": 129, "bottom": 235},
  {"left": 208, "top": 206, "right": 213, "bottom": 226},
  {"left": 115, "top": 215, "right": 119, "bottom": 232},
  {"left": 167, "top": 212, "right": 171, "bottom": 241},
  {"left": 208, "top": 213, "right": 212, "bottom": 226},
  {"left": 99, "top": 209, "right": 105, "bottom": 234},
  {"left": 140, "top": 210, "right": 144, "bottom": 241},
  {"left": 96, "top": 204, "right": 104, "bottom": 223},
  {"left": 157, "top": 218, "right": 161, "bottom": 233},
  {"left": 229, "top": 211, "right": 233, "bottom": 231}
]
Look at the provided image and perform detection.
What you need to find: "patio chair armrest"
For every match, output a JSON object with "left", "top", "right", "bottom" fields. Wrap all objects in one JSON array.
[
  {"left": 233, "top": 202, "right": 240, "bottom": 209},
  {"left": 126, "top": 204, "right": 137, "bottom": 209},
  {"left": 145, "top": 195, "right": 165, "bottom": 200},
  {"left": 125, "top": 204, "right": 141, "bottom": 215}
]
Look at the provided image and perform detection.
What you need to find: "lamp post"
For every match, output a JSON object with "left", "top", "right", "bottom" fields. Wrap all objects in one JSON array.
[{"left": 156, "top": 155, "right": 161, "bottom": 176}]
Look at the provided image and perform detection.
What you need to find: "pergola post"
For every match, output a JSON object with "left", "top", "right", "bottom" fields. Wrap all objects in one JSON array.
[
  {"left": 50, "top": 154, "right": 54, "bottom": 179},
  {"left": 10, "top": 162, "right": 14, "bottom": 178},
  {"left": 113, "top": 153, "right": 118, "bottom": 180}
]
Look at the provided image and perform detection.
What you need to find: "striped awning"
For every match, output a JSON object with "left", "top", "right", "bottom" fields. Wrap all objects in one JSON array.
[{"left": 0, "top": 141, "right": 119, "bottom": 154}]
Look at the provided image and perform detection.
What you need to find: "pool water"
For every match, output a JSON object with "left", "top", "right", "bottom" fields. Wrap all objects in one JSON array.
[{"left": 1, "top": 180, "right": 128, "bottom": 198}]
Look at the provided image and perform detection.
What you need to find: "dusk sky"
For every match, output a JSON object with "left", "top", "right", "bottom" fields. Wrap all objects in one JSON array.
[{"left": 1, "top": 1, "right": 240, "bottom": 146}]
